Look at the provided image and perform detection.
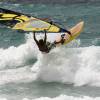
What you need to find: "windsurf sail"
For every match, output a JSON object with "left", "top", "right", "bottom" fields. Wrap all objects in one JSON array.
[{"left": 0, "top": 8, "right": 69, "bottom": 33}]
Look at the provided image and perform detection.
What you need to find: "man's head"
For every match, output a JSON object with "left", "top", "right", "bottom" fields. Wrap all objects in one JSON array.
[{"left": 39, "top": 39, "right": 44, "bottom": 45}]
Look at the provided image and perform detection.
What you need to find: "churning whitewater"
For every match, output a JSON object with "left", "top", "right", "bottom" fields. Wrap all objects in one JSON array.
[
  {"left": 1, "top": 94, "right": 100, "bottom": 100},
  {"left": 0, "top": 33, "right": 100, "bottom": 87}
]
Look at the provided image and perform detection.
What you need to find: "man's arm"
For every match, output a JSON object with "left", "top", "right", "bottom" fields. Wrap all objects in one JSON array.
[
  {"left": 54, "top": 38, "right": 65, "bottom": 45},
  {"left": 54, "top": 33, "right": 65, "bottom": 45},
  {"left": 44, "top": 30, "right": 47, "bottom": 43},
  {"left": 33, "top": 32, "right": 38, "bottom": 45},
  {"left": 54, "top": 41, "right": 61, "bottom": 44}
]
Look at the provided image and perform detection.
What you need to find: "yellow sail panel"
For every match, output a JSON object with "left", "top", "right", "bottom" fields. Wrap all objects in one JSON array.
[
  {"left": 0, "top": 13, "right": 17, "bottom": 19},
  {"left": 48, "top": 25, "right": 60, "bottom": 32},
  {"left": 0, "top": 13, "right": 30, "bottom": 22},
  {"left": 14, "top": 15, "right": 32, "bottom": 22},
  {"left": 0, "top": 8, "right": 32, "bottom": 27},
  {"left": 13, "top": 18, "right": 53, "bottom": 31}
]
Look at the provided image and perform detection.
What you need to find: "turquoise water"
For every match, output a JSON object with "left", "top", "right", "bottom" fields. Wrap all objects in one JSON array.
[{"left": 0, "top": 2, "right": 100, "bottom": 100}]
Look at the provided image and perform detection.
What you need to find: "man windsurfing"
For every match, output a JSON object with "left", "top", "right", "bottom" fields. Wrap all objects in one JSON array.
[
  {"left": 33, "top": 30, "right": 71, "bottom": 53},
  {"left": 33, "top": 30, "right": 53, "bottom": 53}
]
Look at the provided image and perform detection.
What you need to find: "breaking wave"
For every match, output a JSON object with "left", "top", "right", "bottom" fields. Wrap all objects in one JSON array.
[{"left": 0, "top": 33, "right": 100, "bottom": 87}]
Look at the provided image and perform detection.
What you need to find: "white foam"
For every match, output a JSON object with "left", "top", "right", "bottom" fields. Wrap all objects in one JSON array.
[
  {"left": 0, "top": 66, "right": 37, "bottom": 85},
  {"left": 31, "top": 45, "right": 100, "bottom": 87},
  {"left": 0, "top": 98, "right": 7, "bottom": 100},
  {"left": 0, "top": 33, "right": 39, "bottom": 69},
  {"left": 23, "top": 95, "right": 100, "bottom": 100},
  {"left": 1, "top": 33, "right": 100, "bottom": 87},
  {"left": 74, "top": 46, "right": 100, "bottom": 86},
  {"left": 1, "top": 94, "right": 100, "bottom": 100}
]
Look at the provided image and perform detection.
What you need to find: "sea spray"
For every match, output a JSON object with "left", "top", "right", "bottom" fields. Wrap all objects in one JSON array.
[
  {"left": 0, "top": 33, "right": 38, "bottom": 69},
  {"left": 31, "top": 45, "right": 100, "bottom": 87},
  {"left": 1, "top": 33, "right": 100, "bottom": 87},
  {"left": 0, "top": 66, "right": 37, "bottom": 85}
]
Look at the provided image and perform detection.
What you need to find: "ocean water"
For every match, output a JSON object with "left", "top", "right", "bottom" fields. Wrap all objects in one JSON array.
[{"left": 0, "top": 2, "right": 100, "bottom": 100}]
